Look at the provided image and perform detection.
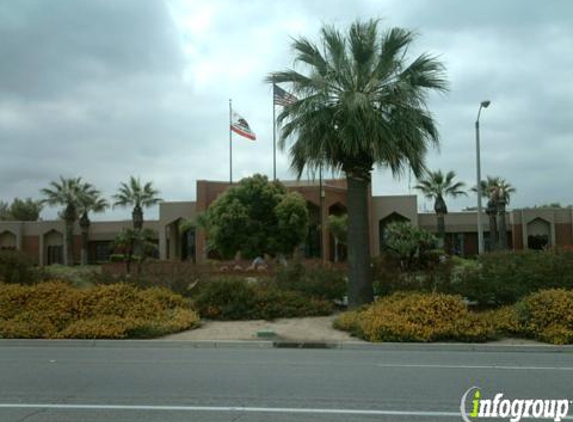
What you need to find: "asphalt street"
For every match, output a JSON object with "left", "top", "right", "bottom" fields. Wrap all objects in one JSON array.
[{"left": 0, "top": 342, "right": 572, "bottom": 421}]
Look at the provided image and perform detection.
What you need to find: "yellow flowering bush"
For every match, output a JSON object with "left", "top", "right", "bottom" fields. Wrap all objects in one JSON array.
[
  {"left": 516, "top": 289, "right": 573, "bottom": 345},
  {"left": 334, "top": 292, "right": 495, "bottom": 342},
  {"left": 334, "top": 290, "right": 573, "bottom": 345},
  {"left": 0, "top": 281, "right": 199, "bottom": 339},
  {"left": 481, "top": 305, "right": 522, "bottom": 336}
]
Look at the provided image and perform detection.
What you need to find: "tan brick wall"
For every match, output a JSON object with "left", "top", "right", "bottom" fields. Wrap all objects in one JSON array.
[
  {"left": 555, "top": 223, "right": 573, "bottom": 246},
  {"left": 512, "top": 224, "right": 524, "bottom": 250},
  {"left": 22, "top": 235, "right": 40, "bottom": 264}
]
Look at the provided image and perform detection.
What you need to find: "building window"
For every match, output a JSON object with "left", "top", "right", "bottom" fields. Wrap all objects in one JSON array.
[
  {"left": 92, "top": 241, "right": 112, "bottom": 263},
  {"left": 47, "top": 245, "right": 64, "bottom": 265},
  {"left": 447, "top": 233, "right": 465, "bottom": 256},
  {"left": 528, "top": 235, "right": 549, "bottom": 250}
]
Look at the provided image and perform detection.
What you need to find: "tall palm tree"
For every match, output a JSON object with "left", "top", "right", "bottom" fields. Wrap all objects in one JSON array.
[
  {"left": 414, "top": 170, "right": 466, "bottom": 245},
  {"left": 40, "top": 177, "right": 87, "bottom": 266},
  {"left": 112, "top": 176, "right": 161, "bottom": 230},
  {"left": 486, "top": 197, "right": 498, "bottom": 251},
  {"left": 473, "top": 176, "right": 516, "bottom": 250},
  {"left": 78, "top": 185, "right": 109, "bottom": 265},
  {"left": 493, "top": 178, "right": 516, "bottom": 250},
  {"left": 473, "top": 177, "right": 499, "bottom": 250},
  {"left": 269, "top": 20, "right": 448, "bottom": 306}
]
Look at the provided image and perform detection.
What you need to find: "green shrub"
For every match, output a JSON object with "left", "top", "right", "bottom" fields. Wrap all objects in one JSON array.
[
  {"left": 373, "top": 252, "right": 455, "bottom": 296},
  {"left": 94, "top": 263, "right": 202, "bottom": 297},
  {"left": 0, "top": 281, "right": 199, "bottom": 339},
  {"left": 454, "top": 249, "right": 573, "bottom": 306},
  {"left": 275, "top": 263, "right": 346, "bottom": 301},
  {"left": 252, "top": 285, "right": 333, "bottom": 320},
  {"left": 516, "top": 289, "right": 573, "bottom": 344},
  {"left": 40, "top": 264, "right": 100, "bottom": 288},
  {"left": 382, "top": 222, "right": 439, "bottom": 270},
  {"left": 334, "top": 292, "right": 495, "bottom": 342},
  {"left": 193, "top": 277, "right": 256, "bottom": 320},
  {"left": 0, "top": 250, "right": 40, "bottom": 285},
  {"left": 193, "top": 277, "right": 333, "bottom": 320}
]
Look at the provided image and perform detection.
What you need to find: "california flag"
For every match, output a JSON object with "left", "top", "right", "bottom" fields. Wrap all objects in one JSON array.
[{"left": 230, "top": 111, "right": 256, "bottom": 141}]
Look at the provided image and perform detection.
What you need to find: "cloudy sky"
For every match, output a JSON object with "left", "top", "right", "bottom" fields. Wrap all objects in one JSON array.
[{"left": 1, "top": 0, "right": 572, "bottom": 220}]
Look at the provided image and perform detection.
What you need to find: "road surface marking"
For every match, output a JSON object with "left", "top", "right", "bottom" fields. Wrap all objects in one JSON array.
[
  {"left": 1, "top": 403, "right": 572, "bottom": 419},
  {"left": 376, "top": 363, "right": 573, "bottom": 371},
  {"left": 0, "top": 403, "right": 459, "bottom": 417}
]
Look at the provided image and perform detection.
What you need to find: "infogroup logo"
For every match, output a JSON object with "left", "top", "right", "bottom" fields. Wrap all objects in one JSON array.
[{"left": 460, "top": 386, "right": 570, "bottom": 422}]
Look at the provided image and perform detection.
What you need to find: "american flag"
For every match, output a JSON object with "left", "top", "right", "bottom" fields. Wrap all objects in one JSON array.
[{"left": 273, "top": 84, "right": 298, "bottom": 106}]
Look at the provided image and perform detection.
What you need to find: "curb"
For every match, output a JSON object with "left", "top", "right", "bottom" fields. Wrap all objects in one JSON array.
[{"left": 1, "top": 339, "right": 573, "bottom": 353}]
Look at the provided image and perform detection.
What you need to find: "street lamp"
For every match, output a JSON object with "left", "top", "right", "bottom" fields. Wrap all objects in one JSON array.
[{"left": 475, "top": 100, "right": 491, "bottom": 254}]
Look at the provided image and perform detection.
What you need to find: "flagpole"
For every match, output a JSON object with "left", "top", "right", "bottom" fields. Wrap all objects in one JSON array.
[
  {"left": 272, "top": 81, "right": 277, "bottom": 182},
  {"left": 229, "top": 98, "right": 233, "bottom": 185}
]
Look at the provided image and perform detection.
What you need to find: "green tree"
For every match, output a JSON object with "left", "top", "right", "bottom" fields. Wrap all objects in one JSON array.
[
  {"left": 8, "top": 198, "right": 43, "bottom": 221},
  {"left": 327, "top": 214, "right": 348, "bottom": 262},
  {"left": 269, "top": 19, "right": 447, "bottom": 306},
  {"left": 78, "top": 186, "right": 109, "bottom": 265},
  {"left": 0, "top": 201, "right": 11, "bottom": 220},
  {"left": 112, "top": 176, "right": 162, "bottom": 230},
  {"left": 384, "top": 222, "right": 438, "bottom": 270},
  {"left": 0, "top": 198, "right": 43, "bottom": 221},
  {"left": 275, "top": 192, "right": 309, "bottom": 256},
  {"left": 113, "top": 228, "right": 157, "bottom": 274},
  {"left": 40, "top": 177, "right": 90, "bottom": 266},
  {"left": 200, "top": 174, "right": 308, "bottom": 259},
  {"left": 414, "top": 170, "right": 466, "bottom": 244}
]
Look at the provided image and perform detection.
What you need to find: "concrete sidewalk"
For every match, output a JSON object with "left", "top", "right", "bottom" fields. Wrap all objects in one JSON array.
[
  {"left": 161, "top": 315, "right": 359, "bottom": 342},
  {"left": 2, "top": 316, "right": 572, "bottom": 353}
]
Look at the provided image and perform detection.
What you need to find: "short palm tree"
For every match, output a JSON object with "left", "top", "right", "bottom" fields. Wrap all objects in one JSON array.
[
  {"left": 78, "top": 185, "right": 109, "bottom": 265},
  {"left": 113, "top": 176, "right": 161, "bottom": 230},
  {"left": 327, "top": 214, "right": 348, "bottom": 262},
  {"left": 269, "top": 19, "right": 448, "bottom": 306},
  {"left": 40, "top": 177, "right": 87, "bottom": 266},
  {"left": 414, "top": 170, "right": 466, "bottom": 244}
]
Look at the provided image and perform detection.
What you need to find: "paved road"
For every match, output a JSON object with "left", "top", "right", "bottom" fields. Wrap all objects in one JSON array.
[{"left": 0, "top": 343, "right": 572, "bottom": 421}]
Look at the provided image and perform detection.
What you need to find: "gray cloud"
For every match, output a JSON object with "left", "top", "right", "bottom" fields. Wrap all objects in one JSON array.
[{"left": 0, "top": 0, "right": 572, "bottom": 221}]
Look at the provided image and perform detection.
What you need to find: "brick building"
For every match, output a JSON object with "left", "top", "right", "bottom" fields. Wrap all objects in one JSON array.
[{"left": 1, "top": 179, "right": 571, "bottom": 265}]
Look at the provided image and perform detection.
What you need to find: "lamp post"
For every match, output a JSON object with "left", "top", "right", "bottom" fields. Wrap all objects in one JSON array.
[{"left": 475, "top": 100, "right": 491, "bottom": 255}]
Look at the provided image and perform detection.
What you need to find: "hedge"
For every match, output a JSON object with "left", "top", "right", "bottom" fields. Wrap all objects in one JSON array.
[
  {"left": 334, "top": 292, "right": 495, "bottom": 342},
  {"left": 454, "top": 249, "right": 573, "bottom": 306},
  {"left": 0, "top": 281, "right": 199, "bottom": 339},
  {"left": 334, "top": 290, "right": 573, "bottom": 345},
  {"left": 193, "top": 277, "right": 334, "bottom": 320}
]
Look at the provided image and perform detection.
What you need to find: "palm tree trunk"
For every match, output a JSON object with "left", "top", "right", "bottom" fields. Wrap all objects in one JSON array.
[
  {"left": 65, "top": 218, "right": 75, "bottom": 266},
  {"left": 498, "top": 207, "right": 508, "bottom": 250},
  {"left": 488, "top": 213, "right": 498, "bottom": 251},
  {"left": 334, "top": 237, "right": 339, "bottom": 263},
  {"left": 132, "top": 205, "right": 143, "bottom": 230},
  {"left": 80, "top": 212, "right": 90, "bottom": 266},
  {"left": 80, "top": 228, "right": 89, "bottom": 265},
  {"left": 346, "top": 173, "right": 374, "bottom": 307},
  {"left": 132, "top": 205, "right": 144, "bottom": 258},
  {"left": 436, "top": 213, "right": 445, "bottom": 247}
]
